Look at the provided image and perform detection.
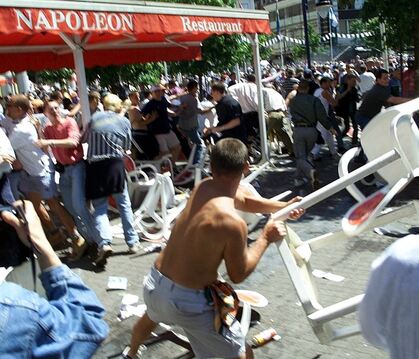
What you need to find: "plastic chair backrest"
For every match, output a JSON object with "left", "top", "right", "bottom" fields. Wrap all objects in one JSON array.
[{"left": 361, "top": 98, "right": 419, "bottom": 185}]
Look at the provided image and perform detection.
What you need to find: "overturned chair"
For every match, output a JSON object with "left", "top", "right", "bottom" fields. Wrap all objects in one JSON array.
[{"left": 271, "top": 98, "right": 419, "bottom": 344}]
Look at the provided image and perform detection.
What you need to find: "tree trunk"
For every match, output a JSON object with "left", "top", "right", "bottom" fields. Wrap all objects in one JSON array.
[{"left": 414, "top": 20, "right": 419, "bottom": 97}]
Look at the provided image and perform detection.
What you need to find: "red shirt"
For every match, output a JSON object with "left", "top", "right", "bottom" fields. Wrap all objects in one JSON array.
[{"left": 43, "top": 117, "right": 84, "bottom": 165}]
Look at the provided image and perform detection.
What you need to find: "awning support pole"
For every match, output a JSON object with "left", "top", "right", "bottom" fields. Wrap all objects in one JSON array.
[
  {"left": 59, "top": 33, "right": 90, "bottom": 131},
  {"left": 250, "top": 33, "right": 269, "bottom": 163}
]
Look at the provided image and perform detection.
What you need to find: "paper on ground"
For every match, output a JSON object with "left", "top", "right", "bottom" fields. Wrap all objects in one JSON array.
[
  {"left": 107, "top": 276, "right": 128, "bottom": 290},
  {"left": 118, "top": 294, "right": 147, "bottom": 321},
  {"left": 312, "top": 269, "right": 345, "bottom": 282}
]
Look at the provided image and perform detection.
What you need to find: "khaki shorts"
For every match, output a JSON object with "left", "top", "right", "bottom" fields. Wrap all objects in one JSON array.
[
  {"left": 143, "top": 267, "right": 245, "bottom": 358},
  {"left": 155, "top": 131, "right": 180, "bottom": 153}
]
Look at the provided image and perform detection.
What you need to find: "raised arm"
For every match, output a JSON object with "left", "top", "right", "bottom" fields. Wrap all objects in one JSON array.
[{"left": 234, "top": 185, "right": 305, "bottom": 220}]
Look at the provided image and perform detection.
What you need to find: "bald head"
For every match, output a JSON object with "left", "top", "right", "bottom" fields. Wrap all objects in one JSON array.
[{"left": 8, "top": 95, "right": 30, "bottom": 113}]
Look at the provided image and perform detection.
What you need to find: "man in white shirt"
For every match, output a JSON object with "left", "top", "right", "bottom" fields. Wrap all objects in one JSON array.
[
  {"left": 0, "top": 128, "right": 16, "bottom": 204},
  {"left": 5, "top": 95, "right": 86, "bottom": 257},
  {"left": 358, "top": 64, "right": 376, "bottom": 97},
  {"left": 263, "top": 85, "right": 293, "bottom": 155},
  {"left": 228, "top": 74, "right": 259, "bottom": 143}
]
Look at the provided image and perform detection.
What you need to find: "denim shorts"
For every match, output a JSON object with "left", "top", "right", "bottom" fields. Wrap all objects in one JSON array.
[
  {"left": 19, "top": 170, "right": 57, "bottom": 199},
  {"left": 143, "top": 267, "right": 245, "bottom": 358}
]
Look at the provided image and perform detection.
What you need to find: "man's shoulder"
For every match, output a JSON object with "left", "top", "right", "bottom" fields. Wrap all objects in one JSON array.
[
  {"left": 208, "top": 205, "right": 245, "bottom": 233},
  {"left": 0, "top": 282, "right": 42, "bottom": 312},
  {"left": 222, "top": 95, "right": 240, "bottom": 106},
  {"left": 142, "top": 99, "right": 156, "bottom": 111},
  {"left": 63, "top": 116, "right": 79, "bottom": 127},
  {"left": 181, "top": 93, "right": 196, "bottom": 104},
  {"left": 313, "top": 88, "right": 323, "bottom": 96}
]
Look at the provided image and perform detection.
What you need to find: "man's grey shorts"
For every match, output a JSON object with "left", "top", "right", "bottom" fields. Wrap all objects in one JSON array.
[
  {"left": 19, "top": 170, "right": 57, "bottom": 199},
  {"left": 143, "top": 267, "right": 245, "bottom": 358}
]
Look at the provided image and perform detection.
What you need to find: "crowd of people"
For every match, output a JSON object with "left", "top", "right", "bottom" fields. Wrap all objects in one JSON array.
[{"left": 0, "top": 53, "right": 418, "bottom": 358}]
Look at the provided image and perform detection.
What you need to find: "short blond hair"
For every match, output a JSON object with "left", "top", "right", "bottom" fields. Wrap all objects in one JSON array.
[{"left": 103, "top": 94, "right": 122, "bottom": 113}]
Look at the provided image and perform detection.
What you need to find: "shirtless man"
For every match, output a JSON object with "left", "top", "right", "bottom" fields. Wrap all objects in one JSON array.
[
  {"left": 128, "top": 91, "right": 159, "bottom": 160},
  {"left": 126, "top": 138, "right": 304, "bottom": 359}
]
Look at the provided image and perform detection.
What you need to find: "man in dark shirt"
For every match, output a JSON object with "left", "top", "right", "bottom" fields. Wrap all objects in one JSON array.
[
  {"left": 356, "top": 69, "right": 410, "bottom": 131},
  {"left": 289, "top": 80, "right": 334, "bottom": 189},
  {"left": 336, "top": 73, "right": 359, "bottom": 142},
  {"left": 205, "top": 82, "right": 246, "bottom": 143},
  {"left": 303, "top": 69, "right": 319, "bottom": 95},
  {"left": 228, "top": 72, "right": 237, "bottom": 87},
  {"left": 281, "top": 68, "right": 300, "bottom": 98},
  {"left": 141, "top": 84, "right": 181, "bottom": 160}
]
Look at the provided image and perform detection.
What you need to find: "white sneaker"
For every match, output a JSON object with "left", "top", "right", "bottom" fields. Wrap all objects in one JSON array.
[{"left": 128, "top": 242, "right": 141, "bottom": 254}]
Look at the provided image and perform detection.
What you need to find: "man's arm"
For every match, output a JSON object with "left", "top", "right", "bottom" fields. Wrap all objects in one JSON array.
[
  {"left": 35, "top": 138, "right": 78, "bottom": 149},
  {"left": 223, "top": 217, "right": 286, "bottom": 283},
  {"left": 207, "top": 118, "right": 240, "bottom": 134},
  {"left": 68, "top": 103, "right": 81, "bottom": 118},
  {"left": 234, "top": 185, "right": 304, "bottom": 219},
  {"left": 387, "top": 96, "right": 411, "bottom": 105},
  {"left": 36, "top": 120, "right": 80, "bottom": 149},
  {"left": 322, "top": 89, "right": 338, "bottom": 107}
]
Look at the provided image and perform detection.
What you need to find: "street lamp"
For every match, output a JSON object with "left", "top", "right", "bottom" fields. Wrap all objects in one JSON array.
[{"left": 301, "top": 0, "right": 333, "bottom": 68}]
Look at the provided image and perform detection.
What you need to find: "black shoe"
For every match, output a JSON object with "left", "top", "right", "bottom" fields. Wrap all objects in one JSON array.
[
  {"left": 310, "top": 169, "right": 320, "bottom": 191},
  {"left": 94, "top": 245, "right": 113, "bottom": 267}
]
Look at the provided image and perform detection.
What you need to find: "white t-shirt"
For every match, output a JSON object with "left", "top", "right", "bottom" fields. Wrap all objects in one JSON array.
[
  {"left": 0, "top": 128, "right": 15, "bottom": 176},
  {"left": 263, "top": 87, "right": 287, "bottom": 112},
  {"left": 314, "top": 88, "right": 330, "bottom": 113},
  {"left": 228, "top": 82, "right": 258, "bottom": 114},
  {"left": 359, "top": 72, "right": 376, "bottom": 95},
  {"left": 4, "top": 116, "right": 52, "bottom": 177}
]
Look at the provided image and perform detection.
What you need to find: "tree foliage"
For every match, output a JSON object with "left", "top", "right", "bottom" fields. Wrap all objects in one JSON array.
[
  {"left": 362, "top": 0, "right": 419, "bottom": 51},
  {"left": 362, "top": 0, "right": 419, "bottom": 95},
  {"left": 289, "top": 25, "right": 322, "bottom": 61},
  {"left": 34, "top": 68, "right": 74, "bottom": 86},
  {"left": 85, "top": 63, "right": 163, "bottom": 88},
  {"left": 349, "top": 18, "right": 381, "bottom": 52}
]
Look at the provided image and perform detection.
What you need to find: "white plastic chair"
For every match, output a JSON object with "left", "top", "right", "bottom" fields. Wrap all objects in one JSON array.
[
  {"left": 132, "top": 172, "right": 189, "bottom": 241},
  {"left": 272, "top": 98, "right": 419, "bottom": 343}
]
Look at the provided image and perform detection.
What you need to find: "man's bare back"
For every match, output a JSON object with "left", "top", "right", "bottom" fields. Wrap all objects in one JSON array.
[{"left": 156, "top": 178, "right": 247, "bottom": 289}]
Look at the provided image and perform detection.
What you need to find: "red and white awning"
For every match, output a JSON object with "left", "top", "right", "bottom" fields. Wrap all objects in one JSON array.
[{"left": 0, "top": 1, "right": 270, "bottom": 72}]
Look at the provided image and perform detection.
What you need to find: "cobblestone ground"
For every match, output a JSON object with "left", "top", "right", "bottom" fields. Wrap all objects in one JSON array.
[{"left": 68, "top": 149, "right": 419, "bottom": 359}]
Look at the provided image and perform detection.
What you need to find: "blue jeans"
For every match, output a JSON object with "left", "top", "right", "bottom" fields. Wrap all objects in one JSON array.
[
  {"left": 59, "top": 161, "right": 99, "bottom": 244},
  {"left": 92, "top": 182, "right": 139, "bottom": 248},
  {"left": 183, "top": 127, "right": 205, "bottom": 165}
]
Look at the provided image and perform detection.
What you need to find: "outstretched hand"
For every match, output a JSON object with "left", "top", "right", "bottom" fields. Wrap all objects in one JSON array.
[{"left": 286, "top": 196, "right": 305, "bottom": 220}]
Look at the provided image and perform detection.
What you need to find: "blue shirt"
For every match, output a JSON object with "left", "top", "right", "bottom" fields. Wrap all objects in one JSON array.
[{"left": 0, "top": 265, "right": 108, "bottom": 358}]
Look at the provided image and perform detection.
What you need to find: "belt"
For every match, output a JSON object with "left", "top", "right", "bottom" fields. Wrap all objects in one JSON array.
[
  {"left": 293, "top": 123, "right": 315, "bottom": 128},
  {"left": 58, "top": 160, "right": 83, "bottom": 168}
]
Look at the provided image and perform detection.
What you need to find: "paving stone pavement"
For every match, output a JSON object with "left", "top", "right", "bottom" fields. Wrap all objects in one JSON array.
[{"left": 68, "top": 150, "right": 419, "bottom": 359}]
